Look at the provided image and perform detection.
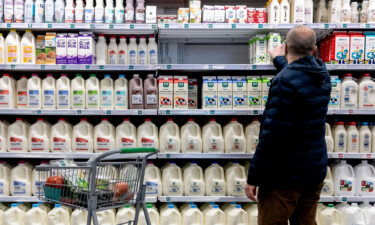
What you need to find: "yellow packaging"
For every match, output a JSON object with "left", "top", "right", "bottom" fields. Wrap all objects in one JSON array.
[
  {"left": 36, "top": 35, "right": 46, "bottom": 64},
  {"left": 45, "top": 32, "right": 56, "bottom": 64},
  {"left": 178, "top": 8, "right": 190, "bottom": 23}
]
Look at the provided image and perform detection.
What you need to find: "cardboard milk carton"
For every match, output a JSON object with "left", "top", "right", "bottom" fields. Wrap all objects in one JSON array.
[
  {"left": 202, "top": 76, "right": 218, "bottom": 109},
  {"left": 217, "top": 76, "right": 233, "bottom": 109},
  {"left": 232, "top": 76, "right": 247, "bottom": 109},
  {"left": 247, "top": 76, "right": 262, "bottom": 109},
  {"left": 78, "top": 32, "right": 95, "bottom": 64},
  {"left": 349, "top": 32, "right": 365, "bottom": 64},
  {"left": 158, "top": 76, "right": 174, "bottom": 109},
  {"left": 261, "top": 76, "right": 273, "bottom": 108},
  {"left": 188, "top": 78, "right": 198, "bottom": 109},
  {"left": 173, "top": 76, "right": 188, "bottom": 109},
  {"left": 67, "top": 33, "right": 78, "bottom": 64},
  {"left": 56, "top": 33, "right": 67, "bottom": 64},
  {"left": 45, "top": 32, "right": 56, "bottom": 64},
  {"left": 365, "top": 32, "right": 375, "bottom": 64}
]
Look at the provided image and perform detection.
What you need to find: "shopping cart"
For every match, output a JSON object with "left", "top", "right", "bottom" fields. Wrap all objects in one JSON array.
[{"left": 36, "top": 148, "right": 157, "bottom": 225}]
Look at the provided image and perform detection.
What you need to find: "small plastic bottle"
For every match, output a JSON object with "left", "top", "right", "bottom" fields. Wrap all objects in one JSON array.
[
  {"left": 65, "top": 0, "right": 75, "bottom": 23},
  {"left": 135, "top": 0, "right": 145, "bottom": 23},
  {"left": 96, "top": 34, "right": 107, "bottom": 65},
  {"left": 128, "top": 36, "right": 137, "bottom": 65},
  {"left": 95, "top": 0, "right": 105, "bottom": 23},
  {"left": 125, "top": 0, "right": 134, "bottom": 23},
  {"left": 44, "top": 0, "right": 54, "bottom": 22},
  {"left": 361, "top": 0, "right": 369, "bottom": 23},
  {"left": 54, "top": 0, "right": 65, "bottom": 23},
  {"left": 341, "top": 0, "right": 352, "bottom": 22},
  {"left": 24, "top": 0, "right": 35, "bottom": 23},
  {"left": 368, "top": 0, "right": 375, "bottom": 22},
  {"left": 3, "top": 0, "right": 14, "bottom": 23},
  {"left": 105, "top": 0, "right": 115, "bottom": 23},
  {"left": 148, "top": 35, "right": 157, "bottom": 65},
  {"left": 14, "top": 0, "right": 24, "bottom": 23},
  {"left": 75, "top": 0, "right": 85, "bottom": 23},
  {"left": 351, "top": 2, "right": 359, "bottom": 23},
  {"left": 107, "top": 36, "right": 118, "bottom": 64},
  {"left": 34, "top": 0, "right": 45, "bottom": 23},
  {"left": 138, "top": 36, "right": 147, "bottom": 65},
  {"left": 85, "top": 0, "right": 95, "bottom": 23},
  {"left": 115, "top": 0, "right": 125, "bottom": 23},
  {"left": 118, "top": 36, "right": 128, "bottom": 64}
]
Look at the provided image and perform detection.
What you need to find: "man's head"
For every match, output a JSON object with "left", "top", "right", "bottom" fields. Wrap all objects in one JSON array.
[{"left": 286, "top": 25, "right": 317, "bottom": 58}]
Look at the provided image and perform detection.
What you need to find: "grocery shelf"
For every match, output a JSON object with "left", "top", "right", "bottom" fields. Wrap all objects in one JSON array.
[
  {"left": 0, "top": 64, "right": 156, "bottom": 71},
  {"left": 158, "top": 109, "right": 264, "bottom": 116},
  {"left": 333, "top": 109, "right": 375, "bottom": 115},
  {"left": 0, "top": 109, "right": 157, "bottom": 116},
  {"left": 326, "top": 64, "right": 375, "bottom": 71},
  {"left": 328, "top": 153, "right": 375, "bottom": 159},
  {"left": 158, "top": 64, "right": 275, "bottom": 71},
  {"left": 0, "top": 152, "right": 157, "bottom": 160},
  {"left": 158, "top": 153, "right": 253, "bottom": 159},
  {"left": 0, "top": 196, "right": 158, "bottom": 203},
  {"left": 158, "top": 196, "right": 253, "bottom": 203},
  {"left": 334, "top": 196, "right": 375, "bottom": 202}
]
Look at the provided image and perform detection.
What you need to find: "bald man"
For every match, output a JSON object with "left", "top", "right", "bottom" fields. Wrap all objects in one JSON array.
[{"left": 245, "top": 25, "right": 332, "bottom": 225}]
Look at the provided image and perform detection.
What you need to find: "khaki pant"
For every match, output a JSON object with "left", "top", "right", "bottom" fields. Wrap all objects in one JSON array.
[{"left": 257, "top": 183, "right": 323, "bottom": 225}]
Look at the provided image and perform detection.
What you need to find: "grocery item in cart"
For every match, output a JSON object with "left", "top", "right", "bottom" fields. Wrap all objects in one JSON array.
[
  {"left": 223, "top": 119, "right": 246, "bottom": 153},
  {"left": 181, "top": 118, "right": 203, "bottom": 153},
  {"left": 159, "top": 118, "right": 181, "bottom": 153},
  {"left": 204, "top": 162, "right": 226, "bottom": 196},
  {"left": 183, "top": 162, "right": 205, "bottom": 196},
  {"left": 202, "top": 119, "right": 224, "bottom": 153}
]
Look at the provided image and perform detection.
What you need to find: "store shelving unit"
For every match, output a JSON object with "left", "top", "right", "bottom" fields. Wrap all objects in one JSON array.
[{"left": 0, "top": 196, "right": 158, "bottom": 203}]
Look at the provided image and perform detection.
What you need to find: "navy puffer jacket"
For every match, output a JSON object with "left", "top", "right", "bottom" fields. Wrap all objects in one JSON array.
[{"left": 247, "top": 55, "right": 332, "bottom": 188}]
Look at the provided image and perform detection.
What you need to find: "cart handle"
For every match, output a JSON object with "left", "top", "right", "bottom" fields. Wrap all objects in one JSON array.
[{"left": 120, "top": 148, "right": 157, "bottom": 154}]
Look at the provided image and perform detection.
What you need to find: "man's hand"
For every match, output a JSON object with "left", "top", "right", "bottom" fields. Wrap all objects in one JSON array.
[
  {"left": 268, "top": 44, "right": 286, "bottom": 60},
  {"left": 245, "top": 184, "right": 257, "bottom": 202}
]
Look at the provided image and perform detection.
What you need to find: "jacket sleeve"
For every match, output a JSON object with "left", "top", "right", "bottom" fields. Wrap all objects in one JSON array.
[{"left": 273, "top": 56, "right": 288, "bottom": 73}]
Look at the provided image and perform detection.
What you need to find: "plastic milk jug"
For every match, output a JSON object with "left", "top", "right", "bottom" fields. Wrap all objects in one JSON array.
[
  {"left": 7, "top": 118, "right": 29, "bottom": 152},
  {"left": 202, "top": 119, "right": 224, "bottom": 153},
  {"left": 204, "top": 204, "right": 225, "bottom": 225},
  {"left": 318, "top": 204, "right": 342, "bottom": 225},
  {"left": 148, "top": 35, "right": 158, "bottom": 64},
  {"left": 0, "top": 161, "right": 10, "bottom": 196},
  {"left": 342, "top": 203, "right": 367, "bottom": 225},
  {"left": 137, "top": 118, "right": 159, "bottom": 149},
  {"left": 267, "top": 0, "right": 280, "bottom": 23},
  {"left": 72, "top": 118, "right": 94, "bottom": 152},
  {"left": 32, "top": 161, "right": 49, "bottom": 196},
  {"left": 183, "top": 162, "right": 205, "bottom": 196},
  {"left": 333, "top": 160, "right": 355, "bottom": 196},
  {"left": 162, "top": 162, "right": 183, "bottom": 196},
  {"left": 116, "top": 205, "right": 135, "bottom": 225},
  {"left": 359, "top": 122, "right": 372, "bottom": 153},
  {"left": 181, "top": 118, "right": 202, "bottom": 153},
  {"left": 107, "top": 36, "right": 118, "bottom": 64},
  {"left": 341, "top": 73, "right": 358, "bottom": 109},
  {"left": 0, "top": 34, "right": 4, "bottom": 64},
  {"left": 4, "top": 203, "right": 26, "bottom": 225},
  {"left": 354, "top": 160, "right": 375, "bottom": 196},
  {"left": 182, "top": 204, "right": 204, "bottom": 225},
  {"left": 86, "top": 74, "right": 100, "bottom": 109},
  {"left": 360, "top": 202, "right": 375, "bottom": 225},
  {"left": 29, "top": 118, "right": 51, "bottom": 152},
  {"left": 226, "top": 205, "right": 248, "bottom": 225},
  {"left": 144, "top": 74, "right": 158, "bottom": 109},
  {"left": 347, "top": 122, "right": 359, "bottom": 153},
  {"left": 71, "top": 74, "right": 85, "bottom": 109},
  {"left": 159, "top": 118, "right": 181, "bottom": 153},
  {"left": 48, "top": 204, "right": 70, "bottom": 225},
  {"left": 325, "top": 123, "right": 334, "bottom": 152},
  {"left": 20, "top": 30, "right": 36, "bottom": 64},
  {"left": 42, "top": 74, "right": 56, "bottom": 109},
  {"left": 359, "top": 73, "right": 375, "bottom": 109},
  {"left": 50, "top": 118, "right": 72, "bottom": 152},
  {"left": 96, "top": 35, "right": 107, "bottom": 65},
  {"left": 160, "top": 204, "right": 182, "bottom": 225},
  {"left": 94, "top": 118, "right": 115, "bottom": 152},
  {"left": 71, "top": 209, "right": 92, "bottom": 225},
  {"left": 0, "top": 74, "right": 15, "bottom": 108},
  {"left": 129, "top": 74, "right": 144, "bottom": 109},
  {"left": 204, "top": 162, "right": 227, "bottom": 196},
  {"left": 116, "top": 118, "right": 137, "bottom": 149},
  {"left": 225, "top": 162, "right": 246, "bottom": 196},
  {"left": 10, "top": 161, "right": 32, "bottom": 196},
  {"left": 245, "top": 204, "right": 258, "bottom": 225},
  {"left": 16, "top": 75, "right": 28, "bottom": 108},
  {"left": 138, "top": 204, "right": 160, "bottom": 225},
  {"left": 128, "top": 36, "right": 138, "bottom": 65},
  {"left": 322, "top": 166, "right": 334, "bottom": 196},
  {"left": 118, "top": 36, "right": 128, "bottom": 64},
  {"left": 138, "top": 36, "right": 148, "bottom": 65},
  {"left": 0, "top": 121, "right": 6, "bottom": 152},
  {"left": 27, "top": 73, "right": 42, "bottom": 108},
  {"left": 101, "top": 74, "right": 114, "bottom": 109},
  {"left": 334, "top": 122, "right": 347, "bottom": 152},
  {"left": 144, "top": 162, "right": 162, "bottom": 197},
  {"left": 5, "top": 29, "right": 21, "bottom": 64},
  {"left": 223, "top": 119, "right": 246, "bottom": 153},
  {"left": 115, "top": 74, "right": 128, "bottom": 109},
  {"left": 245, "top": 119, "right": 260, "bottom": 153},
  {"left": 56, "top": 74, "right": 71, "bottom": 109},
  {"left": 97, "top": 209, "right": 116, "bottom": 225}
]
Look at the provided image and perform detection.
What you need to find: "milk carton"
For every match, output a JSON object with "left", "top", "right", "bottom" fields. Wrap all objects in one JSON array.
[
  {"left": 188, "top": 78, "right": 198, "bottom": 109},
  {"left": 364, "top": 32, "right": 375, "bottom": 64},
  {"left": 247, "top": 76, "right": 262, "bottom": 109},
  {"left": 232, "top": 76, "right": 247, "bottom": 109},
  {"left": 262, "top": 76, "right": 273, "bottom": 107},
  {"left": 144, "top": 162, "right": 162, "bottom": 197},
  {"left": 158, "top": 76, "right": 174, "bottom": 109},
  {"left": 203, "top": 5, "right": 215, "bottom": 23},
  {"left": 10, "top": 161, "right": 32, "bottom": 196},
  {"left": 116, "top": 118, "right": 137, "bottom": 149},
  {"left": 205, "top": 162, "right": 226, "bottom": 196},
  {"left": 78, "top": 33, "right": 95, "bottom": 64},
  {"left": 333, "top": 160, "right": 355, "bottom": 196},
  {"left": 174, "top": 76, "right": 188, "bottom": 109},
  {"left": 225, "top": 5, "right": 237, "bottom": 23},
  {"left": 349, "top": 32, "right": 365, "bottom": 64},
  {"left": 329, "top": 76, "right": 341, "bottom": 109},
  {"left": 162, "top": 162, "right": 184, "bottom": 196},
  {"left": 67, "top": 33, "right": 78, "bottom": 64},
  {"left": 217, "top": 76, "right": 233, "bottom": 109},
  {"left": 7, "top": 118, "right": 29, "bottom": 152},
  {"left": 159, "top": 118, "right": 181, "bottom": 153},
  {"left": 56, "top": 33, "right": 67, "bottom": 64},
  {"left": 214, "top": 5, "right": 226, "bottom": 22},
  {"left": 254, "top": 35, "right": 268, "bottom": 65},
  {"left": 29, "top": 118, "right": 51, "bottom": 152},
  {"left": 45, "top": 33, "right": 56, "bottom": 64},
  {"left": 332, "top": 32, "right": 350, "bottom": 64},
  {"left": 267, "top": 33, "right": 282, "bottom": 63},
  {"left": 202, "top": 76, "right": 218, "bottom": 109},
  {"left": 36, "top": 35, "right": 46, "bottom": 64},
  {"left": 183, "top": 162, "right": 205, "bottom": 196},
  {"left": 94, "top": 118, "right": 115, "bottom": 152}
]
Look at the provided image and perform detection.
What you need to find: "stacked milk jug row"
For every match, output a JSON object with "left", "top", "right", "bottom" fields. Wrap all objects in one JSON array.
[
  {"left": 0, "top": 73, "right": 158, "bottom": 109},
  {"left": 0, "top": 117, "right": 261, "bottom": 153}
]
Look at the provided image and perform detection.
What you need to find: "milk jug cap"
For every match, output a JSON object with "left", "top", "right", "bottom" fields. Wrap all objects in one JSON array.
[
  {"left": 327, "top": 204, "right": 334, "bottom": 208},
  {"left": 253, "top": 118, "right": 260, "bottom": 121},
  {"left": 21, "top": 75, "right": 28, "bottom": 79},
  {"left": 362, "top": 73, "right": 371, "bottom": 77},
  {"left": 124, "top": 205, "right": 131, "bottom": 208},
  {"left": 167, "top": 118, "right": 174, "bottom": 122},
  {"left": 349, "top": 122, "right": 357, "bottom": 126},
  {"left": 363, "top": 122, "right": 369, "bottom": 126},
  {"left": 101, "top": 118, "right": 108, "bottom": 121},
  {"left": 120, "top": 36, "right": 126, "bottom": 39},
  {"left": 149, "top": 34, "right": 155, "bottom": 38},
  {"left": 2, "top": 73, "right": 10, "bottom": 77},
  {"left": 212, "top": 161, "right": 219, "bottom": 164},
  {"left": 344, "top": 73, "right": 353, "bottom": 77},
  {"left": 11, "top": 203, "right": 18, "bottom": 208},
  {"left": 147, "top": 161, "right": 154, "bottom": 165},
  {"left": 37, "top": 118, "right": 44, "bottom": 121},
  {"left": 167, "top": 204, "right": 174, "bottom": 209},
  {"left": 40, "top": 161, "right": 49, "bottom": 164},
  {"left": 140, "top": 36, "right": 146, "bottom": 39},
  {"left": 133, "top": 74, "right": 140, "bottom": 78},
  {"left": 55, "top": 204, "right": 62, "bottom": 208},
  {"left": 190, "top": 204, "right": 197, "bottom": 208},
  {"left": 98, "top": 34, "right": 105, "bottom": 37},
  {"left": 235, "top": 205, "right": 241, "bottom": 209},
  {"left": 169, "top": 161, "right": 176, "bottom": 164},
  {"left": 76, "top": 74, "right": 82, "bottom": 77},
  {"left": 130, "top": 36, "right": 136, "bottom": 39},
  {"left": 188, "top": 118, "right": 195, "bottom": 122},
  {"left": 80, "top": 118, "right": 88, "bottom": 121},
  {"left": 26, "top": 29, "right": 32, "bottom": 32},
  {"left": 32, "top": 73, "right": 39, "bottom": 77},
  {"left": 16, "top": 118, "right": 23, "bottom": 121},
  {"left": 209, "top": 118, "right": 216, "bottom": 122},
  {"left": 110, "top": 35, "right": 116, "bottom": 39},
  {"left": 341, "top": 160, "right": 347, "bottom": 164},
  {"left": 144, "top": 118, "right": 152, "bottom": 122},
  {"left": 32, "top": 204, "right": 39, "bottom": 208},
  {"left": 191, "top": 161, "right": 197, "bottom": 164},
  {"left": 351, "top": 203, "right": 359, "bottom": 207},
  {"left": 10, "top": 29, "right": 16, "bottom": 32},
  {"left": 90, "top": 74, "right": 97, "bottom": 77},
  {"left": 19, "top": 160, "right": 26, "bottom": 164},
  {"left": 231, "top": 118, "right": 237, "bottom": 122},
  {"left": 46, "top": 74, "right": 54, "bottom": 77},
  {"left": 146, "top": 203, "right": 153, "bottom": 208},
  {"left": 61, "top": 74, "right": 67, "bottom": 77},
  {"left": 119, "top": 74, "right": 125, "bottom": 78},
  {"left": 104, "top": 74, "right": 111, "bottom": 78},
  {"left": 213, "top": 204, "right": 219, "bottom": 208},
  {"left": 335, "top": 121, "right": 344, "bottom": 125},
  {"left": 58, "top": 118, "right": 65, "bottom": 121},
  {"left": 123, "top": 118, "right": 130, "bottom": 121}
]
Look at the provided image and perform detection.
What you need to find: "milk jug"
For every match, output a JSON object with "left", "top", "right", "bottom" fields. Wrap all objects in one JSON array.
[
  {"left": 225, "top": 162, "right": 246, "bottom": 196},
  {"left": 86, "top": 74, "right": 100, "bottom": 109},
  {"left": 71, "top": 74, "right": 85, "bottom": 109},
  {"left": 138, "top": 36, "right": 148, "bottom": 65},
  {"left": 181, "top": 118, "right": 202, "bottom": 153},
  {"left": 342, "top": 203, "right": 367, "bottom": 225},
  {"left": 223, "top": 119, "right": 246, "bottom": 153},
  {"left": 322, "top": 166, "right": 334, "bottom": 196},
  {"left": 94, "top": 118, "right": 115, "bottom": 152},
  {"left": 226, "top": 205, "right": 248, "bottom": 225},
  {"left": 4, "top": 203, "right": 26, "bottom": 225},
  {"left": 29, "top": 118, "right": 51, "bottom": 152},
  {"left": 115, "top": 74, "right": 128, "bottom": 109},
  {"left": 333, "top": 160, "right": 355, "bottom": 196},
  {"left": 354, "top": 160, "right": 375, "bottom": 196},
  {"left": 5, "top": 29, "right": 21, "bottom": 64},
  {"left": 182, "top": 204, "right": 204, "bottom": 225},
  {"left": 116, "top": 118, "right": 136, "bottom": 149},
  {"left": 129, "top": 74, "right": 144, "bottom": 109},
  {"left": 16, "top": 75, "right": 28, "bottom": 108},
  {"left": 183, "top": 162, "right": 205, "bottom": 196},
  {"left": 341, "top": 73, "right": 358, "bottom": 109},
  {"left": 107, "top": 36, "right": 118, "bottom": 64},
  {"left": 26, "top": 204, "right": 48, "bottom": 225},
  {"left": 359, "top": 73, "right": 375, "bottom": 109},
  {"left": 96, "top": 35, "right": 107, "bottom": 65},
  {"left": 245, "top": 119, "right": 260, "bottom": 153},
  {"left": 42, "top": 74, "right": 56, "bottom": 109},
  {"left": 71, "top": 209, "right": 92, "bottom": 225},
  {"left": 97, "top": 209, "right": 116, "bottom": 225},
  {"left": 162, "top": 162, "right": 183, "bottom": 196},
  {"left": 160, "top": 204, "right": 182, "bottom": 225},
  {"left": 360, "top": 202, "right": 375, "bottom": 225},
  {"left": 144, "top": 162, "right": 162, "bottom": 197},
  {"left": 359, "top": 122, "right": 372, "bottom": 153},
  {"left": 27, "top": 73, "right": 42, "bottom": 108},
  {"left": 72, "top": 118, "right": 94, "bottom": 152},
  {"left": 138, "top": 204, "right": 160, "bottom": 225},
  {"left": 159, "top": 118, "right": 181, "bottom": 153},
  {"left": 245, "top": 204, "right": 258, "bottom": 225},
  {"left": 148, "top": 35, "right": 158, "bottom": 64},
  {"left": 56, "top": 74, "right": 71, "bottom": 109},
  {"left": 0, "top": 73, "right": 15, "bottom": 108},
  {"left": 7, "top": 118, "right": 29, "bottom": 152},
  {"left": 204, "top": 162, "right": 227, "bottom": 196},
  {"left": 0, "top": 121, "right": 7, "bottom": 152},
  {"left": 144, "top": 74, "right": 158, "bottom": 109},
  {"left": 204, "top": 204, "right": 225, "bottom": 225},
  {"left": 137, "top": 118, "right": 158, "bottom": 149},
  {"left": 101, "top": 74, "right": 114, "bottom": 109},
  {"left": 51, "top": 118, "right": 72, "bottom": 152},
  {"left": 325, "top": 123, "right": 334, "bottom": 152},
  {"left": 333, "top": 122, "right": 347, "bottom": 152},
  {"left": 10, "top": 161, "right": 32, "bottom": 196},
  {"left": 267, "top": 0, "right": 280, "bottom": 23},
  {"left": 0, "top": 34, "right": 4, "bottom": 64},
  {"left": 202, "top": 119, "right": 224, "bottom": 153},
  {"left": 116, "top": 205, "right": 135, "bottom": 224},
  {"left": 128, "top": 36, "right": 138, "bottom": 65},
  {"left": 48, "top": 204, "right": 70, "bottom": 225},
  {"left": 318, "top": 204, "right": 342, "bottom": 225},
  {"left": 32, "top": 161, "right": 48, "bottom": 196},
  {"left": 347, "top": 122, "right": 359, "bottom": 153},
  {"left": 20, "top": 30, "right": 36, "bottom": 64},
  {"left": 118, "top": 36, "right": 128, "bottom": 64},
  {"left": 0, "top": 161, "right": 10, "bottom": 196}
]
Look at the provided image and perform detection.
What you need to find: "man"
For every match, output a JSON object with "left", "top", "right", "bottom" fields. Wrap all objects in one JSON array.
[{"left": 245, "top": 25, "right": 332, "bottom": 225}]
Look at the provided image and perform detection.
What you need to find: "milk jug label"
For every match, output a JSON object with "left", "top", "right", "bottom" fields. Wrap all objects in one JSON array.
[
  {"left": 146, "top": 94, "right": 157, "bottom": 104},
  {"left": 101, "top": 90, "right": 113, "bottom": 106},
  {"left": 22, "top": 46, "right": 34, "bottom": 63},
  {"left": 9, "top": 137, "right": 24, "bottom": 151},
  {"left": 322, "top": 183, "right": 332, "bottom": 194},
  {"left": 189, "top": 182, "right": 201, "bottom": 194},
  {"left": 234, "top": 181, "right": 244, "bottom": 193},
  {"left": 329, "top": 78, "right": 340, "bottom": 108},
  {"left": 164, "top": 138, "right": 177, "bottom": 152},
  {"left": 126, "top": 10, "right": 134, "bottom": 21},
  {"left": 169, "top": 182, "right": 180, "bottom": 193},
  {"left": 129, "top": 50, "right": 137, "bottom": 64},
  {"left": 344, "top": 86, "right": 356, "bottom": 108},
  {"left": 75, "top": 137, "right": 89, "bottom": 151},
  {"left": 349, "top": 134, "right": 358, "bottom": 150},
  {"left": 43, "top": 90, "right": 55, "bottom": 106},
  {"left": 209, "top": 139, "right": 220, "bottom": 151},
  {"left": 73, "top": 90, "right": 84, "bottom": 106},
  {"left": 364, "top": 134, "right": 370, "bottom": 150},
  {"left": 13, "top": 181, "right": 27, "bottom": 194},
  {"left": 0, "top": 89, "right": 10, "bottom": 106},
  {"left": 139, "top": 50, "right": 146, "bottom": 64},
  {"left": 58, "top": 90, "right": 69, "bottom": 106},
  {"left": 340, "top": 179, "right": 353, "bottom": 191},
  {"left": 0, "top": 182, "right": 4, "bottom": 194},
  {"left": 146, "top": 182, "right": 158, "bottom": 195},
  {"left": 231, "top": 139, "right": 243, "bottom": 152},
  {"left": 362, "top": 85, "right": 375, "bottom": 107},
  {"left": 96, "top": 137, "right": 110, "bottom": 151},
  {"left": 7, "top": 45, "right": 18, "bottom": 63},
  {"left": 88, "top": 90, "right": 99, "bottom": 106},
  {"left": 29, "top": 90, "right": 40, "bottom": 106},
  {"left": 53, "top": 137, "right": 67, "bottom": 151},
  {"left": 361, "top": 180, "right": 374, "bottom": 192},
  {"left": 109, "top": 50, "right": 117, "bottom": 64},
  {"left": 140, "top": 137, "right": 155, "bottom": 148},
  {"left": 338, "top": 134, "right": 345, "bottom": 151},
  {"left": 118, "top": 50, "right": 126, "bottom": 64},
  {"left": 115, "top": 9, "right": 125, "bottom": 23},
  {"left": 85, "top": 9, "right": 94, "bottom": 22},
  {"left": 34, "top": 181, "right": 45, "bottom": 195},
  {"left": 116, "top": 91, "right": 126, "bottom": 106},
  {"left": 121, "top": 137, "right": 135, "bottom": 148},
  {"left": 131, "top": 93, "right": 143, "bottom": 105},
  {"left": 211, "top": 182, "right": 223, "bottom": 193},
  {"left": 187, "top": 139, "right": 198, "bottom": 151},
  {"left": 31, "top": 137, "right": 45, "bottom": 151},
  {"left": 149, "top": 49, "right": 157, "bottom": 64}
]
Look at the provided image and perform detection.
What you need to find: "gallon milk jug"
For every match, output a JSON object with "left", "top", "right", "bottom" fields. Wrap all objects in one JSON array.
[
  {"left": 347, "top": 122, "right": 359, "bottom": 153},
  {"left": 71, "top": 74, "right": 85, "bottom": 109},
  {"left": 204, "top": 162, "right": 227, "bottom": 196},
  {"left": 26, "top": 204, "right": 48, "bottom": 225},
  {"left": 159, "top": 118, "right": 181, "bottom": 153},
  {"left": 322, "top": 166, "right": 334, "bottom": 196},
  {"left": 20, "top": 30, "right": 36, "bottom": 64},
  {"left": 318, "top": 204, "right": 342, "bottom": 225},
  {"left": 245, "top": 119, "right": 260, "bottom": 153},
  {"left": 116, "top": 118, "right": 137, "bottom": 149},
  {"left": 358, "top": 73, "right": 375, "bottom": 109},
  {"left": 4, "top": 203, "right": 26, "bottom": 225},
  {"left": 27, "top": 73, "right": 42, "bottom": 108},
  {"left": 325, "top": 123, "right": 334, "bottom": 152},
  {"left": 0, "top": 120, "right": 8, "bottom": 152},
  {"left": 48, "top": 204, "right": 70, "bottom": 225},
  {"left": 245, "top": 204, "right": 258, "bottom": 225},
  {"left": 359, "top": 122, "right": 372, "bottom": 153},
  {"left": 223, "top": 119, "right": 246, "bottom": 153},
  {"left": 114, "top": 74, "right": 128, "bottom": 109},
  {"left": 100, "top": 74, "right": 114, "bottom": 109},
  {"left": 160, "top": 204, "right": 182, "bottom": 225},
  {"left": 50, "top": 118, "right": 72, "bottom": 152},
  {"left": 341, "top": 73, "right": 358, "bottom": 109},
  {"left": 202, "top": 119, "right": 224, "bottom": 153},
  {"left": 138, "top": 204, "right": 160, "bottom": 225},
  {"left": 333, "top": 160, "right": 355, "bottom": 196},
  {"left": 86, "top": 74, "right": 100, "bottom": 109},
  {"left": 226, "top": 205, "right": 248, "bottom": 225},
  {"left": 181, "top": 118, "right": 202, "bottom": 153},
  {"left": 116, "top": 205, "right": 135, "bottom": 225},
  {"left": 204, "top": 204, "right": 225, "bottom": 225},
  {"left": 129, "top": 74, "right": 144, "bottom": 109},
  {"left": 182, "top": 204, "right": 204, "bottom": 225},
  {"left": 342, "top": 203, "right": 367, "bottom": 225},
  {"left": 10, "top": 161, "right": 32, "bottom": 196},
  {"left": 144, "top": 161, "right": 162, "bottom": 197},
  {"left": 32, "top": 161, "right": 49, "bottom": 196},
  {"left": 97, "top": 209, "right": 116, "bottom": 225},
  {"left": 333, "top": 122, "right": 347, "bottom": 152},
  {"left": 16, "top": 75, "right": 28, "bottom": 108},
  {"left": 137, "top": 118, "right": 158, "bottom": 149},
  {"left": 144, "top": 74, "right": 158, "bottom": 109},
  {"left": 71, "top": 209, "right": 93, "bottom": 225},
  {"left": 0, "top": 73, "right": 15, "bottom": 108},
  {"left": 162, "top": 162, "right": 183, "bottom": 196},
  {"left": 316, "top": 203, "right": 327, "bottom": 224},
  {"left": 42, "top": 74, "right": 56, "bottom": 109},
  {"left": 225, "top": 162, "right": 246, "bottom": 196},
  {"left": 183, "top": 162, "right": 205, "bottom": 196},
  {"left": 56, "top": 74, "right": 71, "bottom": 109},
  {"left": 354, "top": 160, "right": 375, "bottom": 196},
  {"left": 72, "top": 118, "right": 94, "bottom": 152},
  {"left": 7, "top": 118, "right": 29, "bottom": 152},
  {"left": 5, "top": 29, "right": 21, "bottom": 64},
  {"left": 94, "top": 118, "right": 115, "bottom": 152},
  {"left": 360, "top": 202, "right": 375, "bottom": 225},
  {"left": 0, "top": 161, "right": 10, "bottom": 196},
  {"left": 29, "top": 118, "right": 51, "bottom": 152}
]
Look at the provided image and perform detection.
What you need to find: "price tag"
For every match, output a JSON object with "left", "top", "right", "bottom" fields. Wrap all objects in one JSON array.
[
  {"left": 258, "top": 24, "right": 263, "bottom": 29},
  {"left": 365, "top": 154, "right": 372, "bottom": 159},
  {"left": 184, "top": 24, "right": 189, "bottom": 29},
  {"left": 61, "top": 65, "right": 66, "bottom": 70},
  {"left": 366, "top": 23, "right": 371, "bottom": 28},
  {"left": 6, "top": 23, "right": 11, "bottom": 28},
  {"left": 85, "top": 65, "right": 91, "bottom": 70},
  {"left": 99, "top": 65, "right": 104, "bottom": 70},
  {"left": 164, "top": 24, "right": 169, "bottom": 29},
  {"left": 109, "top": 24, "right": 114, "bottom": 29},
  {"left": 210, "top": 110, "right": 215, "bottom": 115},
  {"left": 137, "top": 110, "right": 142, "bottom": 115},
  {"left": 11, "top": 65, "right": 15, "bottom": 69},
  {"left": 151, "top": 24, "right": 157, "bottom": 29},
  {"left": 252, "top": 65, "right": 257, "bottom": 70},
  {"left": 106, "top": 110, "right": 112, "bottom": 115},
  {"left": 128, "top": 65, "right": 134, "bottom": 70},
  {"left": 324, "top": 24, "right": 329, "bottom": 29},
  {"left": 342, "top": 24, "right": 348, "bottom": 28},
  {"left": 40, "top": 65, "right": 45, "bottom": 70},
  {"left": 48, "top": 24, "right": 52, "bottom": 28},
  {"left": 367, "top": 65, "right": 374, "bottom": 70},
  {"left": 90, "top": 24, "right": 95, "bottom": 29},
  {"left": 341, "top": 197, "right": 348, "bottom": 202},
  {"left": 208, "top": 65, "right": 213, "bottom": 70},
  {"left": 231, "top": 24, "right": 237, "bottom": 29},
  {"left": 208, "top": 24, "right": 214, "bottom": 29},
  {"left": 130, "top": 24, "right": 135, "bottom": 29},
  {"left": 338, "top": 153, "right": 344, "bottom": 158},
  {"left": 348, "top": 109, "right": 354, "bottom": 114},
  {"left": 28, "top": 24, "right": 33, "bottom": 28},
  {"left": 166, "top": 110, "right": 171, "bottom": 115},
  {"left": 167, "top": 65, "right": 172, "bottom": 69},
  {"left": 166, "top": 197, "right": 171, "bottom": 202},
  {"left": 254, "top": 110, "right": 259, "bottom": 115},
  {"left": 36, "top": 110, "right": 42, "bottom": 115},
  {"left": 76, "top": 110, "right": 82, "bottom": 115},
  {"left": 70, "top": 24, "right": 75, "bottom": 29}
]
